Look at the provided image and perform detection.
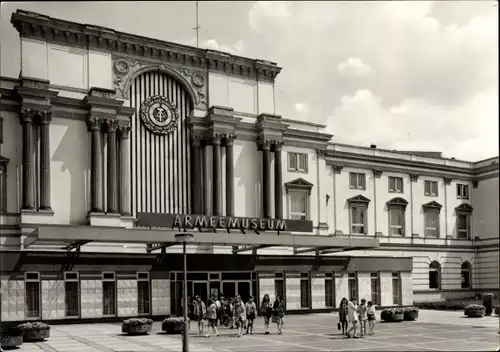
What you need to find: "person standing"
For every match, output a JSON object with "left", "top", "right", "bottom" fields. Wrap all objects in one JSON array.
[
  {"left": 233, "top": 295, "right": 247, "bottom": 337},
  {"left": 206, "top": 298, "right": 219, "bottom": 337},
  {"left": 346, "top": 297, "right": 359, "bottom": 339},
  {"left": 214, "top": 295, "right": 222, "bottom": 326},
  {"left": 272, "top": 295, "right": 285, "bottom": 335},
  {"left": 245, "top": 296, "right": 257, "bottom": 335},
  {"left": 358, "top": 298, "right": 368, "bottom": 337},
  {"left": 261, "top": 294, "right": 273, "bottom": 335},
  {"left": 366, "top": 301, "right": 377, "bottom": 335},
  {"left": 338, "top": 297, "right": 349, "bottom": 335},
  {"left": 193, "top": 295, "right": 207, "bottom": 336}
]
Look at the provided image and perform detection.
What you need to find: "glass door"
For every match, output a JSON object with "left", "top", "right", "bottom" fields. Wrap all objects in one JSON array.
[
  {"left": 237, "top": 281, "right": 251, "bottom": 303},
  {"left": 222, "top": 281, "right": 236, "bottom": 299},
  {"left": 193, "top": 281, "right": 209, "bottom": 303}
]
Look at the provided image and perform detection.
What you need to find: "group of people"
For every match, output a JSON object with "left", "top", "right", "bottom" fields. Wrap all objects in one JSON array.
[
  {"left": 187, "top": 293, "right": 285, "bottom": 337},
  {"left": 338, "top": 297, "right": 377, "bottom": 338}
]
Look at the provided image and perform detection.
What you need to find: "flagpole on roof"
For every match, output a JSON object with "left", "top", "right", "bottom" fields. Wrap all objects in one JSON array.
[{"left": 194, "top": 1, "right": 201, "bottom": 48}]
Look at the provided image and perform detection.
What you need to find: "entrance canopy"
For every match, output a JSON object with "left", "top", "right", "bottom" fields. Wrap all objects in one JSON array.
[{"left": 23, "top": 225, "right": 379, "bottom": 255}]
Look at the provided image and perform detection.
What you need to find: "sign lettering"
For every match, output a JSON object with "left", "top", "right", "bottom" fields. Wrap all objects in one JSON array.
[{"left": 173, "top": 215, "right": 287, "bottom": 231}]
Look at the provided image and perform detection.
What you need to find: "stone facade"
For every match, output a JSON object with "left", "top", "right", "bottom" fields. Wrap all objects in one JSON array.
[
  {"left": 117, "top": 279, "right": 138, "bottom": 317},
  {"left": 41, "top": 280, "right": 65, "bottom": 320},
  {"left": 80, "top": 280, "right": 103, "bottom": 319},
  {"left": 152, "top": 279, "right": 170, "bottom": 316}
]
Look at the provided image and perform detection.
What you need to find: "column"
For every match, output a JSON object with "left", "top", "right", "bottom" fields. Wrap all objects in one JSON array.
[
  {"left": 212, "top": 134, "right": 222, "bottom": 216},
  {"left": 39, "top": 111, "right": 52, "bottom": 211},
  {"left": 20, "top": 108, "right": 35, "bottom": 210},
  {"left": 262, "top": 140, "right": 272, "bottom": 218},
  {"left": 274, "top": 141, "right": 283, "bottom": 219},
  {"left": 88, "top": 117, "right": 104, "bottom": 213},
  {"left": 106, "top": 119, "right": 119, "bottom": 213},
  {"left": 119, "top": 125, "right": 131, "bottom": 216},
  {"left": 225, "top": 135, "right": 235, "bottom": 217},
  {"left": 190, "top": 135, "right": 202, "bottom": 214}
]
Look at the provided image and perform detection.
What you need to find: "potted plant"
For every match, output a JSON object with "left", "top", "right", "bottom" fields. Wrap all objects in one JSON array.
[
  {"left": 380, "top": 309, "right": 394, "bottom": 322},
  {"left": 162, "top": 317, "right": 189, "bottom": 334},
  {"left": 464, "top": 304, "right": 486, "bottom": 318},
  {"left": 391, "top": 308, "right": 404, "bottom": 322},
  {"left": 121, "top": 318, "right": 153, "bottom": 335},
  {"left": 403, "top": 306, "right": 419, "bottom": 321},
  {"left": 0, "top": 326, "right": 23, "bottom": 349},
  {"left": 16, "top": 321, "right": 51, "bottom": 342}
]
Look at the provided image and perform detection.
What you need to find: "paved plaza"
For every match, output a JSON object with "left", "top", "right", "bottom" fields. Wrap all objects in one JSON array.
[{"left": 10, "top": 310, "right": 499, "bottom": 352}]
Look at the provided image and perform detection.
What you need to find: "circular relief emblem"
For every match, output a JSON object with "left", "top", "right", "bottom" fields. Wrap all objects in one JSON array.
[
  {"left": 114, "top": 59, "right": 130, "bottom": 75},
  {"left": 140, "top": 95, "right": 179, "bottom": 135},
  {"left": 191, "top": 72, "right": 205, "bottom": 87}
]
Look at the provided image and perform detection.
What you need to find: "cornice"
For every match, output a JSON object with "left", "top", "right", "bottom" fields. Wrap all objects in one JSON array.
[{"left": 10, "top": 10, "right": 282, "bottom": 84}]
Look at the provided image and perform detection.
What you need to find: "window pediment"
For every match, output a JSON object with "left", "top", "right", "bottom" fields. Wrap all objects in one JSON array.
[
  {"left": 285, "top": 178, "right": 313, "bottom": 194},
  {"left": 455, "top": 203, "right": 473, "bottom": 213},
  {"left": 387, "top": 197, "right": 408, "bottom": 209},
  {"left": 423, "top": 201, "right": 442, "bottom": 211},
  {"left": 347, "top": 194, "right": 371, "bottom": 205}
]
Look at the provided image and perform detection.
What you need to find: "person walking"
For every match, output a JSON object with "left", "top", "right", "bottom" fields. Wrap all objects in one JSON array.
[
  {"left": 261, "top": 294, "right": 273, "bottom": 335},
  {"left": 272, "top": 295, "right": 285, "bottom": 335},
  {"left": 358, "top": 298, "right": 368, "bottom": 337},
  {"left": 206, "top": 298, "right": 219, "bottom": 337},
  {"left": 214, "top": 295, "right": 222, "bottom": 326},
  {"left": 346, "top": 297, "right": 359, "bottom": 339},
  {"left": 338, "top": 297, "right": 349, "bottom": 335},
  {"left": 233, "top": 295, "right": 247, "bottom": 337},
  {"left": 193, "top": 295, "right": 206, "bottom": 336},
  {"left": 245, "top": 295, "right": 257, "bottom": 335},
  {"left": 366, "top": 301, "right": 377, "bottom": 335}
]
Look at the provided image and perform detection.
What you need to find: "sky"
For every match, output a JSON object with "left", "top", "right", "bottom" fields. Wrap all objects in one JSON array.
[{"left": 1, "top": 1, "right": 498, "bottom": 161}]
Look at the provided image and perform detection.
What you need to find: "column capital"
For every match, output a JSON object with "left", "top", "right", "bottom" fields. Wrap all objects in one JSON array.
[
  {"left": 118, "top": 125, "right": 131, "bottom": 139},
  {"left": 191, "top": 134, "right": 204, "bottom": 147},
  {"left": 273, "top": 140, "right": 284, "bottom": 151},
  {"left": 210, "top": 133, "right": 223, "bottom": 145},
  {"left": 106, "top": 119, "right": 119, "bottom": 133},
  {"left": 259, "top": 139, "right": 273, "bottom": 151},
  {"left": 87, "top": 116, "right": 104, "bottom": 131},
  {"left": 20, "top": 108, "right": 37, "bottom": 124},
  {"left": 38, "top": 110, "right": 53, "bottom": 125},
  {"left": 225, "top": 134, "right": 236, "bottom": 146}
]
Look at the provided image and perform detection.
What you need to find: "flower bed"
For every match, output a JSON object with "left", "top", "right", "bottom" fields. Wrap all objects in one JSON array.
[
  {"left": 403, "top": 306, "right": 419, "bottom": 321},
  {"left": 414, "top": 301, "right": 468, "bottom": 311},
  {"left": 122, "top": 318, "right": 153, "bottom": 335},
  {"left": 381, "top": 308, "right": 404, "bottom": 322},
  {"left": 464, "top": 304, "right": 485, "bottom": 318},
  {"left": 16, "top": 322, "right": 51, "bottom": 342},
  {"left": 162, "top": 317, "right": 189, "bottom": 334},
  {"left": 0, "top": 327, "right": 23, "bottom": 349}
]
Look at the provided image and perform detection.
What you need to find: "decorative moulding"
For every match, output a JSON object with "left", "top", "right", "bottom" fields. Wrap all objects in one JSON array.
[
  {"left": 422, "top": 200, "right": 442, "bottom": 211},
  {"left": 284, "top": 178, "right": 314, "bottom": 195},
  {"left": 444, "top": 178, "right": 452, "bottom": 185},
  {"left": 410, "top": 174, "right": 419, "bottom": 182},
  {"left": 347, "top": 194, "right": 371, "bottom": 205},
  {"left": 373, "top": 169, "right": 383, "bottom": 178},
  {"left": 11, "top": 10, "right": 281, "bottom": 83},
  {"left": 387, "top": 197, "right": 409, "bottom": 209},
  {"left": 455, "top": 203, "right": 473, "bottom": 213}
]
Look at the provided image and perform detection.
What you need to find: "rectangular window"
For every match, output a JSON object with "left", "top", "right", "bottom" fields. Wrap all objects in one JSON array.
[
  {"left": 137, "top": 272, "right": 151, "bottom": 315},
  {"left": 392, "top": 272, "right": 401, "bottom": 305},
  {"left": 64, "top": 272, "right": 79, "bottom": 317},
  {"left": 370, "top": 273, "right": 380, "bottom": 305},
  {"left": 424, "top": 210, "right": 439, "bottom": 237},
  {"left": 348, "top": 273, "right": 358, "bottom": 301},
  {"left": 429, "top": 268, "right": 440, "bottom": 289},
  {"left": 389, "top": 207, "right": 405, "bottom": 236},
  {"left": 274, "top": 275, "right": 285, "bottom": 308},
  {"left": 350, "top": 205, "right": 366, "bottom": 234},
  {"left": 300, "top": 273, "right": 310, "bottom": 309},
  {"left": 457, "top": 184, "right": 469, "bottom": 199},
  {"left": 457, "top": 213, "right": 470, "bottom": 239},
  {"left": 424, "top": 180, "right": 439, "bottom": 196},
  {"left": 289, "top": 190, "right": 308, "bottom": 220},
  {"left": 102, "top": 272, "right": 116, "bottom": 316},
  {"left": 288, "top": 152, "right": 308, "bottom": 172},
  {"left": 324, "top": 273, "right": 334, "bottom": 307},
  {"left": 389, "top": 176, "right": 404, "bottom": 193},
  {"left": 0, "top": 164, "right": 6, "bottom": 213},
  {"left": 25, "top": 272, "right": 40, "bottom": 319},
  {"left": 349, "top": 173, "right": 366, "bottom": 189}
]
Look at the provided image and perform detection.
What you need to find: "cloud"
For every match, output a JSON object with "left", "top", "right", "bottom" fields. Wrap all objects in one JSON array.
[
  {"left": 182, "top": 38, "right": 246, "bottom": 55},
  {"left": 246, "top": 1, "right": 498, "bottom": 160},
  {"left": 338, "top": 58, "right": 372, "bottom": 77}
]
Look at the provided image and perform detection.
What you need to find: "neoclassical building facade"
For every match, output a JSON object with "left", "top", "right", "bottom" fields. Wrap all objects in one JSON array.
[{"left": 0, "top": 10, "right": 497, "bottom": 323}]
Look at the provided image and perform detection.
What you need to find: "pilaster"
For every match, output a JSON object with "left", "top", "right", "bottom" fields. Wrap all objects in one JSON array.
[
  {"left": 88, "top": 117, "right": 104, "bottom": 213},
  {"left": 118, "top": 124, "right": 131, "bottom": 216},
  {"left": 225, "top": 134, "right": 236, "bottom": 217},
  {"left": 274, "top": 141, "right": 283, "bottom": 219},
  {"left": 211, "top": 133, "right": 223, "bottom": 216},
  {"left": 260, "top": 139, "right": 273, "bottom": 218},
  {"left": 38, "top": 110, "right": 53, "bottom": 211},
  {"left": 190, "top": 134, "right": 203, "bottom": 214},
  {"left": 20, "top": 108, "right": 36, "bottom": 211},
  {"left": 106, "top": 119, "right": 119, "bottom": 214}
]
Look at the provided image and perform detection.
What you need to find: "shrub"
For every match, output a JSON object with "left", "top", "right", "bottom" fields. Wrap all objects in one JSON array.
[
  {"left": 162, "top": 317, "right": 189, "bottom": 334},
  {"left": 380, "top": 309, "right": 404, "bottom": 322},
  {"left": 122, "top": 318, "right": 153, "bottom": 327},
  {"left": 464, "top": 304, "right": 485, "bottom": 318},
  {"left": 403, "top": 306, "right": 419, "bottom": 321},
  {"left": 16, "top": 321, "right": 50, "bottom": 342},
  {"left": 16, "top": 322, "right": 50, "bottom": 332}
]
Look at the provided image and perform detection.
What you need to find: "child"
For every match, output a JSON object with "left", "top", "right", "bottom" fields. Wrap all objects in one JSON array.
[
  {"left": 367, "top": 301, "right": 376, "bottom": 335},
  {"left": 245, "top": 296, "right": 257, "bottom": 335},
  {"left": 206, "top": 298, "right": 219, "bottom": 337},
  {"left": 358, "top": 299, "right": 368, "bottom": 337}
]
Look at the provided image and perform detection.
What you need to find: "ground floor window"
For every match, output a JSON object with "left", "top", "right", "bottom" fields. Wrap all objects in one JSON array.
[
  {"left": 25, "top": 272, "right": 40, "bottom": 318},
  {"left": 64, "top": 272, "right": 79, "bottom": 317},
  {"left": 370, "top": 272, "right": 380, "bottom": 305},
  {"left": 461, "top": 262, "right": 472, "bottom": 289},
  {"left": 392, "top": 272, "right": 401, "bottom": 305},
  {"left": 429, "top": 261, "right": 441, "bottom": 289},
  {"left": 300, "top": 273, "right": 310, "bottom": 308},
  {"left": 137, "top": 272, "right": 150, "bottom": 315},
  {"left": 274, "top": 272, "right": 285, "bottom": 307},
  {"left": 348, "top": 273, "right": 358, "bottom": 300},
  {"left": 102, "top": 272, "right": 116, "bottom": 316},
  {"left": 324, "top": 273, "right": 334, "bottom": 307}
]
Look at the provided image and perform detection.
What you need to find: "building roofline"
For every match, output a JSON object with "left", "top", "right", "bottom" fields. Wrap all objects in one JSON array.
[{"left": 10, "top": 9, "right": 282, "bottom": 83}]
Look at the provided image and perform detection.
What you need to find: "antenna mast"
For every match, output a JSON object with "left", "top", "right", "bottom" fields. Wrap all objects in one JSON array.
[{"left": 194, "top": 1, "right": 201, "bottom": 48}]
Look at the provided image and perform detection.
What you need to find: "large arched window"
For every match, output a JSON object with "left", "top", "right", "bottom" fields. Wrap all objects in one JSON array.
[
  {"left": 461, "top": 262, "right": 472, "bottom": 289},
  {"left": 429, "top": 261, "right": 441, "bottom": 289}
]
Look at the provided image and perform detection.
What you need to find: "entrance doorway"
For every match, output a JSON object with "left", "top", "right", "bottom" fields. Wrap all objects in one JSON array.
[
  {"left": 222, "top": 281, "right": 251, "bottom": 302},
  {"left": 192, "top": 281, "right": 209, "bottom": 303}
]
